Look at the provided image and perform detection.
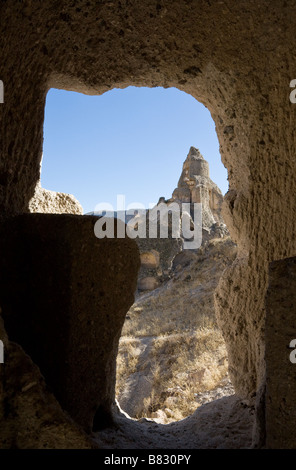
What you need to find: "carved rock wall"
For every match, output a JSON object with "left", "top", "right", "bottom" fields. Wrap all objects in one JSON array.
[
  {"left": 0, "top": 214, "right": 140, "bottom": 432},
  {"left": 265, "top": 257, "right": 296, "bottom": 449},
  {"left": 1, "top": 0, "right": 296, "bottom": 447},
  {"left": 0, "top": 315, "right": 94, "bottom": 449}
]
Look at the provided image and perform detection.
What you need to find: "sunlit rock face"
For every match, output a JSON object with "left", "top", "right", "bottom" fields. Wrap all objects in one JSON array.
[
  {"left": 29, "top": 182, "right": 83, "bottom": 215},
  {"left": 172, "top": 147, "right": 224, "bottom": 229},
  {"left": 135, "top": 148, "right": 228, "bottom": 293}
]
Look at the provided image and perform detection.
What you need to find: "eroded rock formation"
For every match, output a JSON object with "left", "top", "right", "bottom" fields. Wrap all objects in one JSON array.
[
  {"left": 171, "top": 146, "right": 224, "bottom": 228},
  {"left": 0, "top": 0, "right": 296, "bottom": 449},
  {"left": 135, "top": 148, "right": 228, "bottom": 292},
  {"left": 29, "top": 182, "right": 83, "bottom": 215}
]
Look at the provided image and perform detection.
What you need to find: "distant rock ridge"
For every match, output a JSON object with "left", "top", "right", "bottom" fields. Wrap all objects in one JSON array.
[
  {"left": 88, "top": 146, "right": 227, "bottom": 237},
  {"left": 87, "top": 147, "right": 229, "bottom": 292},
  {"left": 133, "top": 147, "right": 229, "bottom": 292}
]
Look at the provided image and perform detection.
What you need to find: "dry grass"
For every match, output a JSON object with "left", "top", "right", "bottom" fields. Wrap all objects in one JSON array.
[
  {"left": 116, "top": 327, "right": 229, "bottom": 423},
  {"left": 116, "top": 237, "right": 237, "bottom": 423},
  {"left": 116, "top": 337, "right": 146, "bottom": 398},
  {"left": 121, "top": 287, "right": 217, "bottom": 338}
]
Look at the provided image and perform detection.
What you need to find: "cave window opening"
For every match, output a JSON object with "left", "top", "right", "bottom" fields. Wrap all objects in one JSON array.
[{"left": 40, "top": 85, "right": 234, "bottom": 425}]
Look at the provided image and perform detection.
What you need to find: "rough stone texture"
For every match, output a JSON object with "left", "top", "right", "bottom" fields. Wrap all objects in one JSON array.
[
  {"left": 29, "top": 181, "right": 83, "bottom": 215},
  {"left": 135, "top": 234, "right": 183, "bottom": 292},
  {"left": 137, "top": 276, "right": 159, "bottom": 291},
  {"left": 265, "top": 257, "right": 296, "bottom": 449},
  {"left": 140, "top": 250, "right": 160, "bottom": 269},
  {"left": 96, "top": 395, "right": 254, "bottom": 449},
  {"left": 0, "top": 306, "right": 253, "bottom": 449},
  {"left": 0, "top": 313, "right": 94, "bottom": 449},
  {"left": 1, "top": 0, "right": 296, "bottom": 448},
  {"left": 0, "top": 214, "right": 140, "bottom": 433}
]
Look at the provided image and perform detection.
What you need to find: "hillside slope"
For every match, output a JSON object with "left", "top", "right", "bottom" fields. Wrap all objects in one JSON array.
[{"left": 116, "top": 236, "right": 237, "bottom": 423}]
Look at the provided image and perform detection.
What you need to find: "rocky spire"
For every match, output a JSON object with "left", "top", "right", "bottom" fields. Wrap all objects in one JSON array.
[{"left": 171, "top": 147, "right": 225, "bottom": 231}]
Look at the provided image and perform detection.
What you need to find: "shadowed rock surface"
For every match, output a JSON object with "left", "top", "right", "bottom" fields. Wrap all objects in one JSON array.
[
  {"left": 1, "top": 0, "right": 296, "bottom": 448},
  {"left": 265, "top": 257, "right": 296, "bottom": 449},
  {"left": 0, "top": 214, "right": 140, "bottom": 432},
  {"left": 0, "top": 316, "right": 94, "bottom": 449},
  {"left": 95, "top": 395, "right": 254, "bottom": 449}
]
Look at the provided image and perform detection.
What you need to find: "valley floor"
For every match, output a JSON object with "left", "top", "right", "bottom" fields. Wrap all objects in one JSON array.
[{"left": 94, "top": 394, "right": 254, "bottom": 449}]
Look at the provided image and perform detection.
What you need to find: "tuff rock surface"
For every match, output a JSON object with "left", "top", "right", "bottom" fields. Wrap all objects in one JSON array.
[
  {"left": 0, "top": 214, "right": 140, "bottom": 433},
  {"left": 29, "top": 181, "right": 83, "bottom": 215},
  {"left": 1, "top": 0, "right": 296, "bottom": 448}
]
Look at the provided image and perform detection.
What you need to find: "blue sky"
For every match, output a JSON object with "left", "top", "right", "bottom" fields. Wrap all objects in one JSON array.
[{"left": 41, "top": 86, "right": 228, "bottom": 214}]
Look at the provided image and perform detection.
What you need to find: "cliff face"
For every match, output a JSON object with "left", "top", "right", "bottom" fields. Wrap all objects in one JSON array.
[
  {"left": 135, "top": 147, "right": 229, "bottom": 293},
  {"left": 116, "top": 151, "right": 237, "bottom": 422}
]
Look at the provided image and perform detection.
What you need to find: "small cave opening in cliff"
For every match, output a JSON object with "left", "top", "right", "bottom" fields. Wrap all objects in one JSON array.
[{"left": 40, "top": 85, "right": 235, "bottom": 426}]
